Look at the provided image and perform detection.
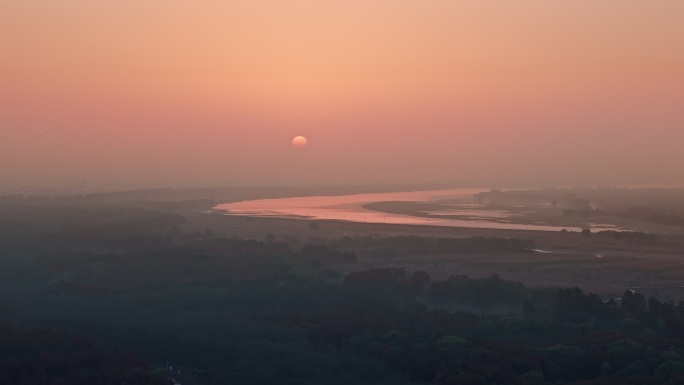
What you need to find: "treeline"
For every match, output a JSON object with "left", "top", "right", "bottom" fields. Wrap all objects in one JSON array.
[
  {"left": 595, "top": 230, "right": 658, "bottom": 243},
  {"left": 339, "top": 235, "right": 535, "bottom": 253},
  {"left": 34, "top": 232, "right": 538, "bottom": 292},
  {"left": 264, "top": 278, "right": 684, "bottom": 384},
  {"left": 426, "top": 274, "right": 527, "bottom": 306},
  {"left": 342, "top": 268, "right": 527, "bottom": 308},
  {"left": 38, "top": 237, "right": 365, "bottom": 291},
  {"left": 5, "top": 200, "right": 684, "bottom": 384},
  {"left": 13, "top": 259, "right": 684, "bottom": 384},
  {"left": 0, "top": 203, "right": 185, "bottom": 251}
]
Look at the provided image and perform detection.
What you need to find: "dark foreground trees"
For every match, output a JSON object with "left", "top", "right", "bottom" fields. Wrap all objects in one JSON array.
[
  {"left": 0, "top": 321, "right": 171, "bottom": 385},
  {"left": 4, "top": 201, "right": 684, "bottom": 384}
]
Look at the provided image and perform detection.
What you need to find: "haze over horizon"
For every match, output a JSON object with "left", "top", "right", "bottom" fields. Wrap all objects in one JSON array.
[{"left": 2, "top": 1, "right": 683, "bottom": 190}]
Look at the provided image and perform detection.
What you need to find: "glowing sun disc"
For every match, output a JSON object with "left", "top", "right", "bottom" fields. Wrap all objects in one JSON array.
[{"left": 292, "top": 136, "right": 308, "bottom": 148}]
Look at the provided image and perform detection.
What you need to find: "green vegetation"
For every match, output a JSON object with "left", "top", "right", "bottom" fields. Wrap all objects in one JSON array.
[
  {"left": 2, "top": 197, "right": 684, "bottom": 384},
  {"left": 0, "top": 321, "right": 170, "bottom": 385}
]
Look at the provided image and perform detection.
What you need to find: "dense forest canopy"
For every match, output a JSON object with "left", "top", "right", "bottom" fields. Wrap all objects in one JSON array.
[{"left": 1, "top": 196, "right": 683, "bottom": 384}]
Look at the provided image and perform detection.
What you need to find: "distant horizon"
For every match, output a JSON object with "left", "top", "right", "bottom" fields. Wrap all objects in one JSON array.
[{"left": 2, "top": 180, "right": 683, "bottom": 197}]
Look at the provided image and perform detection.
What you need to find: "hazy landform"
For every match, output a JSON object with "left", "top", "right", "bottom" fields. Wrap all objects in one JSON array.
[
  {"left": 218, "top": 187, "right": 684, "bottom": 234},
  {"left": 364, "top": 188, "right": 684, "bottom": 235},
  {"left": 1, "top": 187, "right": 684, "bottom": 384},
  {"left": 4, "top": 1, "right": 684, "bottom": 383}
]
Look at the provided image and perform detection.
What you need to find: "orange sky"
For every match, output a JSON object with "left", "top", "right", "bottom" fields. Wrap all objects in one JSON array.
[{"left": 2, "top": 1, "right": 683, "bottom": 189}]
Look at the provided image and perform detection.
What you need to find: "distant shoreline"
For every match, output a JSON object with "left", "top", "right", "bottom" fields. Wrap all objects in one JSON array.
[
  {"left": 212, "top": 188, "right": 594, "bottom": 233},
  {"left": 212, "top": 187, "right": 684, "bottom": 235}
]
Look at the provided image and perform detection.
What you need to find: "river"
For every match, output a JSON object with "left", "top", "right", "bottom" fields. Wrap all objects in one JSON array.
[{"left": 214, "top": 188, "right": 625, "bottom": 232}]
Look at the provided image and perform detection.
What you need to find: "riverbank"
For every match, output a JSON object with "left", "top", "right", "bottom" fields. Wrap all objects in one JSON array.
[
  {"left": 214, "top": 187, "right": 684, "bottom": 235},
  {"left": 213, "top": 188, "right": 619, "bottom": 232},
  {"left": 182, "top": 211, "right": 684, "bottom": 298}
]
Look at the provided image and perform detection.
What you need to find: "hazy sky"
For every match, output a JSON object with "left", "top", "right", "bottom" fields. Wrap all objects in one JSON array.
[{"left": 2, "top": 1, "right": 683, "bottom": 189}]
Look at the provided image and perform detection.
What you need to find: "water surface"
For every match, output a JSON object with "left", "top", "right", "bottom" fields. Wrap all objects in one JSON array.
[{"left": 215, "top": 189, "right": 623, "bottom": 232}]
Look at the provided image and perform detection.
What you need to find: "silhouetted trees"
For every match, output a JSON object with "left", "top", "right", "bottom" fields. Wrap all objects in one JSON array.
[
  {"left": 5, "top": 199, "right": 684, "bottom": 384},
  {"left": 0, "top": 322, "right": 171, "bottom": 385}
]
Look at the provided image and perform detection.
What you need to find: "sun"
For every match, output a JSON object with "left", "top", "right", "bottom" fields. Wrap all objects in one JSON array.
[{"left": 291, "top": 136, "right": 308, "bottom": 148}]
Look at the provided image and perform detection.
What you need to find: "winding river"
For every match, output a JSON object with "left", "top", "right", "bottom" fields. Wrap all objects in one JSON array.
[{"left": 214, "top": 188, "right": 623, "bottom": 232}]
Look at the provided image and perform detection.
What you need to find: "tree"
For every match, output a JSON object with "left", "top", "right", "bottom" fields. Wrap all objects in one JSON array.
[{"left": 621, "top": 290, "right": 647, "bottom": 319}]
